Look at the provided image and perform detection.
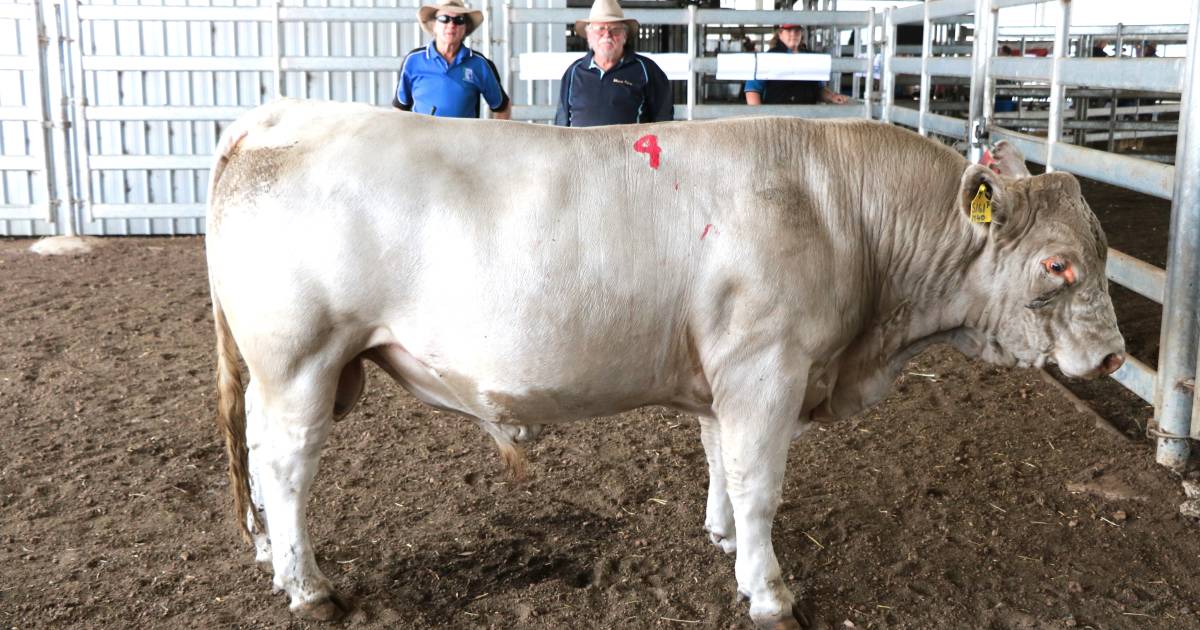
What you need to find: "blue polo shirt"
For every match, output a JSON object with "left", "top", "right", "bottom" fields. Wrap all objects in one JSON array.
[
  {"left": 394, "top": 42, "right": 509, "bottom": 118},
  {"left": 554, "top": 51, "right": 673, "bottom": 127}
]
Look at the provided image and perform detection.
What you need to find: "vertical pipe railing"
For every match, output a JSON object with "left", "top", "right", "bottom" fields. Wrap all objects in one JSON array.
[
  {"left": 1155, "top": 0, "right": 1200, "bottom": 469},
  {"left": 272, "top": 0, "right": 284, "bottom": 98},
  {"left": 33, "top": 0, "right": 57, "bottom": 228},
  {"left": 984, "top": 1, "right": 998, "bottom": 141},
  {"left": 686, "top": 4, "right": 696, "bottom": 121},
  {"left": 1106, "top": 23, "right": 1123, "bottom": 153},
  {"left": 524, "top": 0, "right": 532, "bottom": 106},
  {"left": 482, "top": 0, "right": 492, "bottom": 71},
  {"left": 880, "top": 8, "right": 895, "bottom": 123},
  {"left": 917, "top": 0, "right": 930, "bottom": 136},
  {"left": 862, "top": 8, "right": 874, "bottom": 120},
  {"left": 65, "top": 0, "right": 90, "bottom": 229},
  {"left": 1044, "top": 0, "right": 1070, "bottom": 172},
  {"left": 966, "top": 0, "right": 988, "bottom": 163},
  {"left": 502, "top": 0, "right": 512, "bottom": 98}
]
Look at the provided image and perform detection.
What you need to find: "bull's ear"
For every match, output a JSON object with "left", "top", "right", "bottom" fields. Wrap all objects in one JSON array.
[
  {"left": 987, "top": 141, "right": 1031, "bottom": 177},
  {"left": 958, "top": 164, "right": 1010, "bottom": 229}
]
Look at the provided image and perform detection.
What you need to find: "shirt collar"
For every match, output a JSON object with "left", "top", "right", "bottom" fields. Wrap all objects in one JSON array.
[
  {"left": 584, "top": 50, "right": 633, "bottom": 76},
  {"left": 426, "top": 40, "right": 472, "bottom": 65}
]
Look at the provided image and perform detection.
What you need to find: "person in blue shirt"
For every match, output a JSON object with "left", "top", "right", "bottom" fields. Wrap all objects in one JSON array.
[
  {"left": 394, "top": 0, "right": 510, "bottom": 119},
  {"left": 554, "top": 0, "right": 672, "bottom": 127},
  {"left": 744, "top": 24, "right": 849, "bottom": 106}
]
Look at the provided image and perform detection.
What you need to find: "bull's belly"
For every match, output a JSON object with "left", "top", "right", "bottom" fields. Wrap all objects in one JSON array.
[{"left": 363, "top": 339, "right": 707, "bottom": 425}]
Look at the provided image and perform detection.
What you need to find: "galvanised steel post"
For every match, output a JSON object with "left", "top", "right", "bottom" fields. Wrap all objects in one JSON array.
[
  {"left": 880, "top": 8, "right": 895, "bottom": 123},
  {"left": 917, "top": 0, "right": 930, "bottom": 136},
  {"left": 686, "top": 4, "right": 695, "bottom": 121},
  {"left": 966, "top": 0, "right": 989, "bottom": 163},
  {"left": 482, "top": 0, "right": 492, "bottom": 74},
  {"left": 1107, "top": 23, "right": 1124, "bottom": 153},
  {"left": 862, "top": 8, "right": 874, "bottom": 120},
  {"left": 502, "top": 0, "right": 512, "bottom": 97},
  {"left": 273, "top": 0, "right": 284, "bottom": 98},
  {"left": 1044, "top": 0, "right": 1070, "bottom": 172},
  {"left": 34, "top": 0, "right": 78, "bottom": 237},
  {"left": 1155, "top": 0, "right": 1200, "bottom": 469},
  {"left": 50, "top": 0, "right": 81, "bottom": 237}
]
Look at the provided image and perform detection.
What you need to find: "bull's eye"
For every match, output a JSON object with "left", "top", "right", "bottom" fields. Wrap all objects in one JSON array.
[{"left": 1040, "top": 256, "right": 1076, "bottom": 285}]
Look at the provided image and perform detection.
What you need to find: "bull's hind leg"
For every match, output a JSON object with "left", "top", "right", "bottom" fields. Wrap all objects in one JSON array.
[
  {"left": 250, "top": 366, "right": 346, "bottom": 620},
  {"left": 699, "top": 417, "right": 736, "bottom": 554},
  {"left": 713, "top": 361, "right": 808, "bottom": 630},
  {"left": 244, "top": 379, "right": 272, "bottom": 568}
]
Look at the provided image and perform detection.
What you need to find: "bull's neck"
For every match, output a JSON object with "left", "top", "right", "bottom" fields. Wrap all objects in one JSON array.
[{"left": 866, "top": 180, "right": 986, "bottom": 356}]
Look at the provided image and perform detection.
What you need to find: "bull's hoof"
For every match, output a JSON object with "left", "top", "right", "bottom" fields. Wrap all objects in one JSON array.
[
  {"left": 751, "top": 603, "right": 812, "bottom": 630},
  {"left": 294, "top": 593, "right": 350, "bottom": 622}
]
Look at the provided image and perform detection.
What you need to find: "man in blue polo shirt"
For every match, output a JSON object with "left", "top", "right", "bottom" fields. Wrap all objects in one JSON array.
[
  {"left": 554, "top": 0, "right": 672, "bottom": 127},
  {"left": 394, "top": 0, "right": 510, "bottom": 119}
]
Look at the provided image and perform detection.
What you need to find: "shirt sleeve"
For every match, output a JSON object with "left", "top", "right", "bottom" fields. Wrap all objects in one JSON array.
[
  {"left": 476, "top": 56, "right": 510, "bottom": 113},
  {"left": 744, "top": 79, "right": 764, "bottom": 94},
  {"left": 394, "top": 51, "right": 417, "bottom": 110},
  {"left": 646, "top": 59, "right": 673, "bottom": 123},
  {"left": 554, "top": 63, "right": 575, "bottom": 126}
]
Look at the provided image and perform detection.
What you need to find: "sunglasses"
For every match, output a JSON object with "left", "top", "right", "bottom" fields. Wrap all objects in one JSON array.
[
  {"left": 435, "top": 14, "right": 468, "bottom": 25},
  {"left": 586, "top": 24, "right": 626, "bottom": 35}
]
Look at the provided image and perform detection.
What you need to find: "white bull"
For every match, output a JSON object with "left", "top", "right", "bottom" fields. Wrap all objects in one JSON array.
[{"left": 207, "top": 99, "right": 1124, "bottom": 628}]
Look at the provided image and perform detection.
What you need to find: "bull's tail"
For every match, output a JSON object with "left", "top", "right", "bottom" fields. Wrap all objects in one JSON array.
[
  {"left": 499, "top": 441, "right": 528, "bottom": 481},
  {"left": 212, "top": 290, "right": 262, "bottom": 541},
  {"left": 477, "top": 422, "right": 528, "bottom": 481},
  {"left": 206, "top": 126, "right": 248, "bottom": 206}
]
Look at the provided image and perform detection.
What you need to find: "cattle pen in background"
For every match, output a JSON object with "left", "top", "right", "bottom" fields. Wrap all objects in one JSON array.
[{"left": 1, "top": 0, "right": 1199, "bottom": 471}]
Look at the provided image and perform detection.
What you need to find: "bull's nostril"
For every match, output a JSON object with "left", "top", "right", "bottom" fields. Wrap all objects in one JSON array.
[{"left": 1101, "top": 353, "right": 1125, "bottom": 375}]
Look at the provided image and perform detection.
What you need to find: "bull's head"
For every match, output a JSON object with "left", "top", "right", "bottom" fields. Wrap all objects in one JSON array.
[{"left": 958, "top": 142, "right": 1125, "bottom": 379}]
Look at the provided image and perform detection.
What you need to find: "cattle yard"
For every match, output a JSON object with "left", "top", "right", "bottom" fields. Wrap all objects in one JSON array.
[
  {"left": 3, "top": 0, "right": 1200, "bottom": 628},
  {"left": 2, "top": 221, "right": 1199, "bottom": 627}
]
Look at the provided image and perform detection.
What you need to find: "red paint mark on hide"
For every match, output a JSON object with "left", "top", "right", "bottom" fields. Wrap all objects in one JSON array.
[
  {"left": 701, "top": 224, "right": 718, "bottom": 240},
  {"left": 634, "top": 134, "right": 661, "bottom": 169}
]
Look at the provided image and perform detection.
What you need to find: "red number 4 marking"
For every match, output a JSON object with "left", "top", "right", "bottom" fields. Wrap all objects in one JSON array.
[{"left": 633, "top": 134, "right": 661, "bottom": 169}]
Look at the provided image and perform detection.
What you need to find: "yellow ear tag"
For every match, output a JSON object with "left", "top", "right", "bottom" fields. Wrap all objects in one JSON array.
[{"left": 970, "top": 183, "right": 992, "bottom": 224}]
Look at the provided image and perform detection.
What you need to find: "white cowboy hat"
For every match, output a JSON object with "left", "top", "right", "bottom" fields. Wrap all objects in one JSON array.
[
  {"left": 418, "top": 0, "right": 484, "bottom": 37},
  {"left": 574, "top": 0, "right": 639, "bottom": 37}
]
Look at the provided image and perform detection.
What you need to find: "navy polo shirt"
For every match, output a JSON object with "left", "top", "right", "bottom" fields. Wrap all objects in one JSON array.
[
  {"left": 394, "top": 42, "right": 509, "bottom": 118},
  {"left": 554, "top": 51, "right": 673, "bottom": 127}
]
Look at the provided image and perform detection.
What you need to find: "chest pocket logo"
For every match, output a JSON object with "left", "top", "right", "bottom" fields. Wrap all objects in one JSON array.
[
  {"left": 462, "top": 68, "right": 476, "bottom": 83},
  {"left": 612, "top": 77, "right": 635, "bottom": 88}
]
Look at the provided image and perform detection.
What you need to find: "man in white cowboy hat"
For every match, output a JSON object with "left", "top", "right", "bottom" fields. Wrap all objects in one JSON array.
[
  {"left": 554, "top": 0, "right": 672, "bottom": 127},
  {"left": 394, "top": 0, "right": 510, "bottom": 119}
]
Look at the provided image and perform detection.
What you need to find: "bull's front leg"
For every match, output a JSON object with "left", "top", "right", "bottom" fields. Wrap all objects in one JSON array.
[
  {"left": 713, "top": 360, "right": 807, "bottom": 630},
  {"left": 698, "top": 417, "right": 736, "bottom": 554}
]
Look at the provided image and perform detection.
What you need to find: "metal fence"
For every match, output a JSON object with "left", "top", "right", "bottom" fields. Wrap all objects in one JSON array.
[{"left": 1, "top": 0, "right": 1198, "bottom": 468}]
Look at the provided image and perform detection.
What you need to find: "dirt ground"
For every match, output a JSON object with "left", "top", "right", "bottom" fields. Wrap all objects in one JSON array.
[{"left": 3, "top": 179, "right": 1200, "bottom": 630}]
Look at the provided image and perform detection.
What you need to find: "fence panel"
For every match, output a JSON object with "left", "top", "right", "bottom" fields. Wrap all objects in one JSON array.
[{"left": 0, "top": 1, "right": 55, "bottom": 236}]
